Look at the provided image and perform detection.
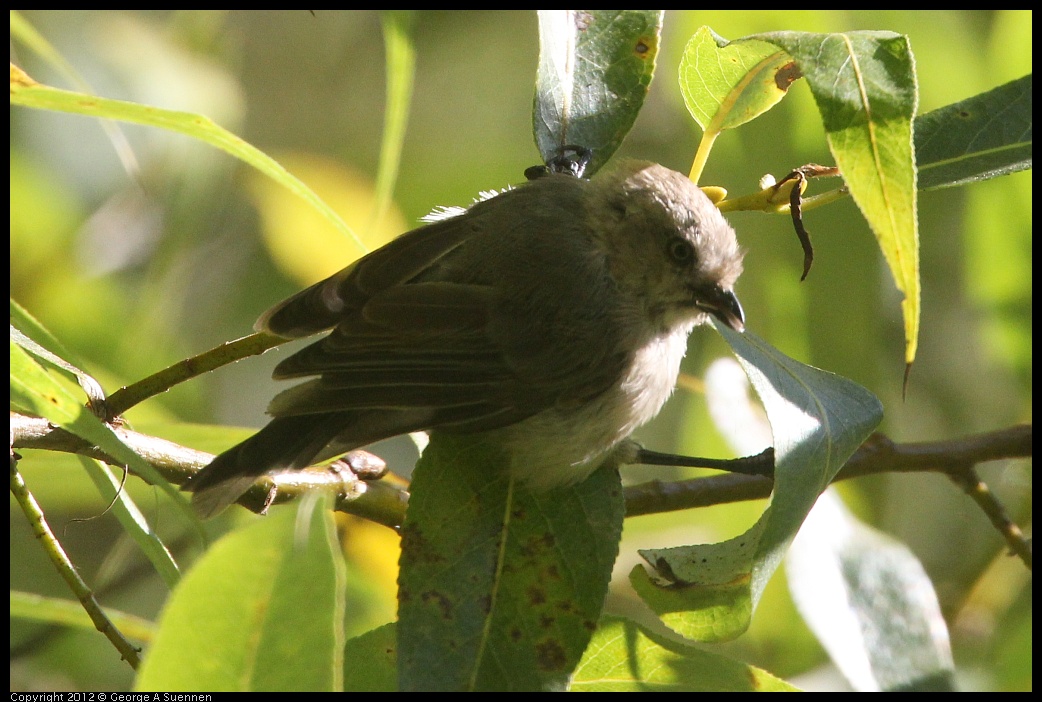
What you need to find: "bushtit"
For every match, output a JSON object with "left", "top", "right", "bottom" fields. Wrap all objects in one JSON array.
[{"left": 188, "top": 160, "right": 745, "bottom": 516}]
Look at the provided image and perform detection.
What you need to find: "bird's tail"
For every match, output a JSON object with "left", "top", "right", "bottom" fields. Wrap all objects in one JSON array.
[{"left": 186, "top": 414, "right": 346, "bottom": 518}]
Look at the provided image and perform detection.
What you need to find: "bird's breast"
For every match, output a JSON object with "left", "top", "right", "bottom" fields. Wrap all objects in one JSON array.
[{"left": 490, "top": 325, "right": 692, "bottom": 491}]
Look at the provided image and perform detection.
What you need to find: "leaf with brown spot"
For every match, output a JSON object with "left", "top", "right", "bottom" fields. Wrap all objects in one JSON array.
[
  {"left": 397, "top": 435, "right": 624, "bottom": 690},
  {"left": 533, "top": 10, "right": 664, "bottom": 177}
]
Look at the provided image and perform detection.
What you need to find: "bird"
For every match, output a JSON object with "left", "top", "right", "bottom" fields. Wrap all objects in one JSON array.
[{"left": 186, "top": 159, "right": 745, "bottom": 517}]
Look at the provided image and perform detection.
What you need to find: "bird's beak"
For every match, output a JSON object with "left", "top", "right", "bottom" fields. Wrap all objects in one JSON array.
[{"left": 696, "top": 285, "right": 745, "bottom": 332}]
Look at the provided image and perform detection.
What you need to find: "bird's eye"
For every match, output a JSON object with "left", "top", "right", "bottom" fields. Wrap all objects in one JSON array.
[{"left": 666, "top": 236, "right": 695, "bottom": 266}]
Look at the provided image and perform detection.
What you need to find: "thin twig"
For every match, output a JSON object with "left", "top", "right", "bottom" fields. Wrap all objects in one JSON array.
[
  {"left": 947, "top": 465, "right": 1032, "bottom": 569},
  {"left": 10, "top": 452, "right": 142, "bottom": 668},
  {"left": 104, "top": 332, "right": 286, "bottom": 418}
]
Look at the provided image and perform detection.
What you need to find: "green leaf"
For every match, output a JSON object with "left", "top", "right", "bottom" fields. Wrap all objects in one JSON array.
[
  {"left": 752, "top": 31, "right": 920, "bottom": 367},
  {"left": 570, "top": 616, "right": 799, "bottom": 691},
  {"left": 76, "top": 455, "right": 182, "bottom": 589},
  {"left": 10, "top": 301, "right": 107, "bottom": 411},
  {"left": 10, "top": 11, "right": 140, "bottom": 173},
  {"left": 678, "top": 26, "right": 801, "bottom": 182},
  {"left": 786, "top": 492, "right": 956, "bottom": 691},
  {"left": 10, "top": 11, "right": 80, "bottom": 82},
  {"left": 344, "top": 623, "right": 398, "bottom": 692},
  {"left": 630, "top": 325, "right": 882, "bottom": 642},
  {"left": 10, "top": 339, "right": 194, "bottom": 520},
  {"left": 9, "top": 63, "right": 365, "bottom": 253},
  {"left": 680, "top": 27, "right": 799, "bottom": 132},
  {"left": 397, "top": 434, "right": 624, "bottom": 691},
  {"left": 914, "top": 74, "right": 1033, "bottom": 191},
  {"left": 370, "top": 11, "right": 416, "bottom": 235},
  {"left": 135, "top": 499, "right": 347, "bottom": 692},
  {"left": 11, "top": 590, "right": 156, "bottom": 644},
  {"left": 533, "top": 10, "right": 663, "bottom": 177}
]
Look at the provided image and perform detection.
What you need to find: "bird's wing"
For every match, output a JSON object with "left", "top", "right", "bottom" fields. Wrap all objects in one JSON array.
[
  {"left": 258, "top": 178, "right": 631, "bottom": 436},
  {"left": 257, "top": 212, "right": 484, "bottom": 339}
]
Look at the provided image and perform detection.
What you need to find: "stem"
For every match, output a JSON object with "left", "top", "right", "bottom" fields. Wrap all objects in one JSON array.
[
  {"left": 12, "top": 413, "right": 1031, "bottom": 559},
  {"left": 949, "top": 466, "right": 1032, "bottom": 568},
  {"left": 688, "top": 129, "right": 719, "bottom": 185},
  {"left": 10, "top": 455, "right": 142, "bottom": 668},
  {"left": 797, "top": 186, "right": 849, "bottom": 212},
  {"left": 104, "top": 332, "right": 285, "bottom": 418}
]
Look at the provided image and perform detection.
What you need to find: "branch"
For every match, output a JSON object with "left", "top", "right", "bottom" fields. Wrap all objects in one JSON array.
[
  {"left": 10, "top": 413, "right": 409, "bottom": 531},
  {"left": 947, "top": 465, "right": 1032, "bottom": 569},
  {"left": 11, "top": 412, "right": 1031, "bottom": 563},
  {"left": 10, "top": 451, "right": 142, "bottom": 668},
  {"left": 103, "top": 332, "right": 285, "bottom": 418},
  {"left": 624, "top": 425, "right": 1032, "bottom": 568}
]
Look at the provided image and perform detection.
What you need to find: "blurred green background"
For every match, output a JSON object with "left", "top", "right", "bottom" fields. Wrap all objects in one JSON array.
[{"left": 10, "top": 10, "right": 1031, "bottom": 691}]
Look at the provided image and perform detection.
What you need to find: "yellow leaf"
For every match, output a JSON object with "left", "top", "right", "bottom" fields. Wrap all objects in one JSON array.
[{"left": 247, "top": 153, "right": 408, "bottom": 284}]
